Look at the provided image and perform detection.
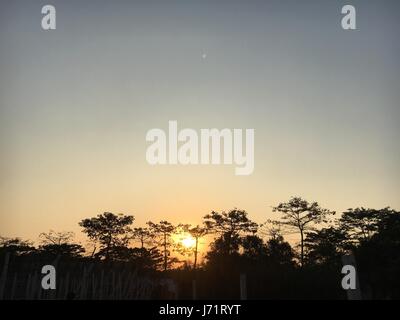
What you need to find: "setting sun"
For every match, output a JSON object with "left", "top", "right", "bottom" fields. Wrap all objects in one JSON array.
[{"left": 181, "top": 235, "right": 196, "bottom": 249}]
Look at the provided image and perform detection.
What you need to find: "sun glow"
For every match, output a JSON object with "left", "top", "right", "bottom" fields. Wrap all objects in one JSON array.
[{"left": 181, "top": 235, "right": 196, "bottom": 248}]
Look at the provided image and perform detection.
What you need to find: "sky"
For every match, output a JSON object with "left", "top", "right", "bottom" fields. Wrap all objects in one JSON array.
[{"left": 0, "top": 0, "right": 399, "bottom": 249}]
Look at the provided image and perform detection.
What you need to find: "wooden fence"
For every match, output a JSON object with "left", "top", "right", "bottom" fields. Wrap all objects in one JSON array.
[{"left": 0, "top": 253, "right": 178, "bottom": 300}]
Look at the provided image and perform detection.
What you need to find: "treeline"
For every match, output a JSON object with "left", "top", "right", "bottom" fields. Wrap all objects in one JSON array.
[{"left": 1, "top": 196, "right": 399, "bottom": 299}]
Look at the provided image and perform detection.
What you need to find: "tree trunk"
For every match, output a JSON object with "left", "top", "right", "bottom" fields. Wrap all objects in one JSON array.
[
  {"left": 105, "top": 233, "right": 112, "bottom": 261},
  {"left": 300, "top": 229, "right": 304, "bottom": 267},
  {"left": 194, "top": 237, "right": 198, "bottom": 270},
  {"left": 91, "top": 245, "right": 97, "bottom": 258},
  {"left": 163, "top": 233, "right": 167, "bottom": 271},
  {"left": 140, "top": 238, "right": 145, "bottom": 258}
]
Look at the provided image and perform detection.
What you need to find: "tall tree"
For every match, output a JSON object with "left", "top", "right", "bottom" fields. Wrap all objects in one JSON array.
[
  {"left": 265, "top": 235, "right": 294, "bottom": 266},
  {"left": 339, "top": 207, "right": 393, "bottom": 244},
  {"left": 304, "top": 227, "right": 347, "bottom": 265},
  {"left": 147, "top": 221, "right": 176, "bottom": 271},
  {"left": 272, "top": 197, "right": 335, "bottom": 266},
  {"left": 344, "top": 208, "right": 400, "bottom": 298},
  {"left": 241, "top": 235, "right": 266, "bottom": 260},
  {"left": 131, "top": 227, "right": 153, "bottom": 249},
  {"left": 79, "top": 212, "right": 134, "bottom": 260},
  {"left": 179, "top": 224, "right": 207, "bottom": 270},
  {"left": 130, "top": 247, "right": 164, "bottom": 270},
  {"left": 204, "top": 209, "right": 258, "bottom": 255}
]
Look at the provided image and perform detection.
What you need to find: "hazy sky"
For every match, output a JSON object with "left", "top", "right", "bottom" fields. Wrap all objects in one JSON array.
[{"left": 1, "top": 0, "right": 399, "bottom": 246}]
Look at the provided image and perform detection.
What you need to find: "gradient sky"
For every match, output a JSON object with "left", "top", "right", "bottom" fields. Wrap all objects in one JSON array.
[{"left": 0, "top": 0, "right": 399, "bottom": 248}]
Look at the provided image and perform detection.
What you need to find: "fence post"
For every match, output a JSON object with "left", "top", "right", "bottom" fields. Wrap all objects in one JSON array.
[
  {"left": 92, "top": 274, "right": 97, "bottom": 300},
  {"left": 99, "top": 270, "right": 104, "bottom": 300},
  {"left": 30, "top": 272, "right": 38, "bottom": 299},
  {"left": 0, "top": 253, "right": 10, "bottom": 299},
  {"left": 25, "top": 274, "right": 32, "bottom": 300},
  {"left": 10, "top": 274, "right": 17, "bottom": 300},
  {"left": 64, "top": 272, "right": 70, "bottom": 299},
  {"left": 240, "top": 273, "right": 247, "bottom": 300}
]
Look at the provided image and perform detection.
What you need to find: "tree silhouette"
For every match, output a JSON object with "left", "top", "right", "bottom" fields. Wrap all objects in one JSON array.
[
  {"left": 79, "top": 212, "right": 134, "bottom": 261},
  {"left": 208, "top": 232, "right": 242, "bottom": 257},
  {"left": 39, "top": 230, "right": 75, "bottom": 245},
  {"left": 265, "top": 235, "right": 294, "bottom": 266},
  {"left": 241, "top": 235, "right": 266, "bottom": 260},
  {"left": 1, "top": 202, "right": 399, "bottom": 299},
  {"left": 39, "top": 243, "right": 85, "bottom": 258},
  {"left": 130, "top": 227, "right": 153, "bottom": 250},
  {"left": 147, "top": 220, "right": 176, "bottom": 271},
  {"left": 203, "top": 209, "right": 258, "bottom": 256},
  {"left": 37, "top": 230, "right": 85, "bottom": 258},
  {"left": 339, "top": 207, "right": 394, "bottom": 244},
  {"left": 178, "top": 224, "right": 207, "bottom": 270},
  {"left": 304, "top": 227, "right": 347, "bottom": 265},
  {"left": 131, "top": 247, "right": 164, "bottom": 270},
  {"left": 272, "top": 197, "right": 335, "bottom": 266},
  {"left": 0, "top": 237, "right": 35, "bottom": 256},
  {"left": 259, "top": 220, "right": 283, "bottom": 241},
  {"left": 345, "top": 208, "right": 400, "bottom": 298}
]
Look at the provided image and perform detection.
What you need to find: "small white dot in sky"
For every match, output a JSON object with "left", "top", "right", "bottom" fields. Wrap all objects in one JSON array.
[{"left": 202, "top": 53, "right": 207, "bottom": 60}]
